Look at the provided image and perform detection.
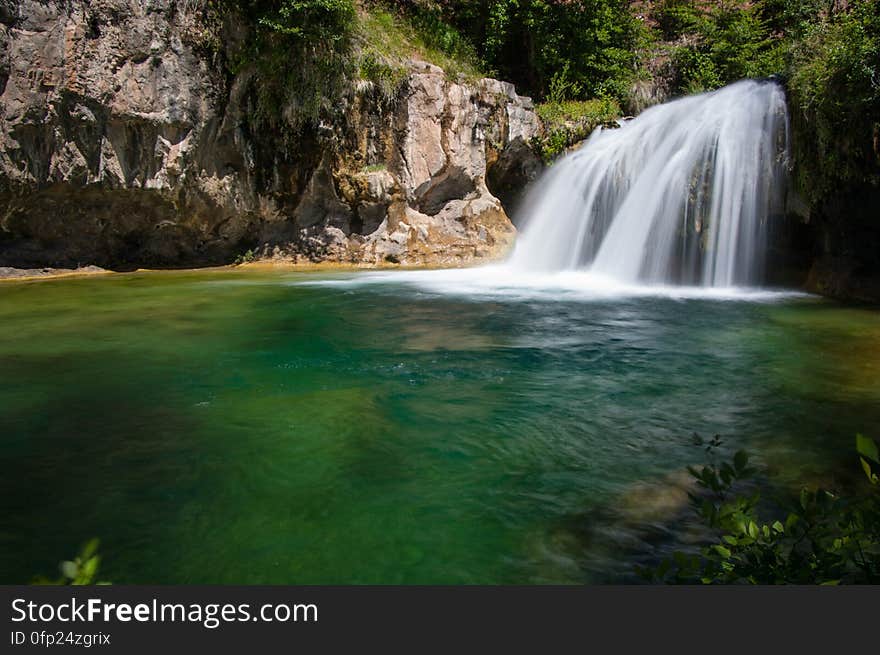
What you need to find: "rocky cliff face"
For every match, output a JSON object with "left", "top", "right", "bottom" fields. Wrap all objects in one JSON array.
[
  {"left": 0, "top": 1, "right": 542, "bottom": 270},
  {"left": 799, "top": 188, "right": 880, "bottom": 303}
]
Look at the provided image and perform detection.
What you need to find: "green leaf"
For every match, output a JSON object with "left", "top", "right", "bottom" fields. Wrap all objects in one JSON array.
[
  {"left": 772, "top": 520, "right": 784, "bottom": 533},
  {"left": 748, "top": 521, "right": 759, "bottom": 539},
  {"left": 713, "top": 545, "right": 731, "bottom": 558},
  {"left": 856, "top": 434, "right": 879, "bottom": 464},
  {"left": 81, "top": 556, "right": 99, "bottom": 581},
  {"left": 81, "top": 538, "right": 100, "bottom": 560},
  {"left": 860, "top": 457, "right": 878, "bottom": 484},
  {"left": 723, "top": 535, "right": 739, "bottom": 546}
]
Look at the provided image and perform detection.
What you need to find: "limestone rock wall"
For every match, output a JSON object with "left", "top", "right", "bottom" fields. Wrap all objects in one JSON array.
[{"left": 0, "top": 1, "right": 542, "bottom": 269}]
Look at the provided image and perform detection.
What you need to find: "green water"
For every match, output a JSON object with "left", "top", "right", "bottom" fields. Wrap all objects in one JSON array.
[{"left": 1, "top": 269, "right": 879, "bottom": 583}]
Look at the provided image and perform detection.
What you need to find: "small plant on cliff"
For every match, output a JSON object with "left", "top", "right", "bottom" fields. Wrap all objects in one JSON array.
[
  {"left": 218, "top": 1, "right": 358, "bottom": 134},
  {"left": 640, "top": 434, "right": 880, "bottom": 584},
  {"left": 358, "top": 53, "right": 407, "bottom": 103},
  {"left": 234, "top": 249, "right": 257, "bottom": 265},
  {"left": 31, "top": 539, "right": 109, "bottom": 586},
  {"left": 356, "top": 4, "right": 484, "bottom": 83},
  {"left": 546, "top": 63, "right": 583, "bottom": 107},
  {"left": 535, "top": 96, "right": 622, "bottom": 162}
]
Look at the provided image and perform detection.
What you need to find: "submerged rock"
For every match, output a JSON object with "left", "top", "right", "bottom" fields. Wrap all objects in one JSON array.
[{"left": 0, "top": 1, "right": 542, "bottom": 270}]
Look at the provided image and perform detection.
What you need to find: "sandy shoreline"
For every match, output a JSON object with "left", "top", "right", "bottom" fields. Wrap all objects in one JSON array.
[{"left": 0, "top": 259, "right": 434, "bottom": 283}]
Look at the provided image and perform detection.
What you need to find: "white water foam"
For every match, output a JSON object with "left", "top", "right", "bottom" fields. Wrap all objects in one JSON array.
[{"left": 297, "top": 267, "right": 808, "bottom": 303}]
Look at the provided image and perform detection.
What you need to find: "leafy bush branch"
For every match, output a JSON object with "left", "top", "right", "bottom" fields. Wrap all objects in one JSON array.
[
  {"left": 640, "top": 434, "right": 880, "bottom": 584},
  {"left": 31, "top": 539, "right": 109, "bottom": 586}
]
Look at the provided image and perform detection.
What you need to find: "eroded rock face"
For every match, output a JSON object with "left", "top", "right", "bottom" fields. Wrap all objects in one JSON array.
[
  {"left": 0, "top": 2, "right": 542, "bottom": 269},
  {"left": 331, "top": 64, "right": 541, "bottom": 266}
]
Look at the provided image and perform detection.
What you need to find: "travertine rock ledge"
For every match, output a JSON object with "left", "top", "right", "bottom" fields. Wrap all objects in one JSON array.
[{"left": 0, "top": 1, "right": 543, "bottom": 270}]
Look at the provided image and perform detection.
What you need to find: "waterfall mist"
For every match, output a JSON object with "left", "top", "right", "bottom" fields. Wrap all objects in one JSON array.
[{"left": 508, "top": 80, "right": 790, "bottom": 287}]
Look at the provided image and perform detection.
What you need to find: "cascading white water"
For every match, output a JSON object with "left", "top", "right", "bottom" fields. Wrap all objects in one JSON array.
[{"left": 508, "top": 79, "right": 789, "bottom": 287}]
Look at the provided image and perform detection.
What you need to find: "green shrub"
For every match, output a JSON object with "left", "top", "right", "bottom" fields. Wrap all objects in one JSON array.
[
  {"left": 357, "top": 4, "right": 484, "bottom": 83},
  {"left": 234, "top": 249, "right": 257, "bottom": 265},
  {"left": 535, "top": 97, "right": 622, "bottom": 162},
  {"left": 389, "top": 0, "right": 641, "bottom": 103},
  {"left": 359, "top": 53, "right": 407, "bottom": 102},
  {"left": 786, "top": 1, "right": 880, "bottom": 201},
  {"left": 704, "top": 5, "right": 782, "bottom": 82},
  {"left": 663, "top": 1, "right": 782, "bottom": 94},
  {"left": 404, "top": 2, "right": 482, "bottom": 73},
  {"left": 640, "top": 434, "right": 880, "bottom": 584},
  {"left": 218, "top": 1, "right": 357, "bottom": 133},
  {"left": 644, "top": 0, "right": 878, "bottom": 201},
  {"left": 655, "top": 0, "right": 707, "bottom": 41},
  {"left": 546, "top": 62, "right": 583, "bottom": 106},
  {"left": 254, "top": 0, "right": 355, "bottom": 39},
  {"left": 31, "top": 539, "right": 109, "bottom": 586},
  {"left": 671, "top": 47, "right": 722, "bottom": 94}
]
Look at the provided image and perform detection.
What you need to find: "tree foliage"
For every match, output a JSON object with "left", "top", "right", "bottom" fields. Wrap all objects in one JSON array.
[
  {"left": 652, "top": 0, "right": 879, "bottom": 197},
  {"left": 383, "top": 1, "right": 641, "bottom": 102},
  {"left": 657, "top": 0, "right": 784, "bottom": 93},
  {"left": 786, "top": 0, "right": 880, "bottom": 200}
]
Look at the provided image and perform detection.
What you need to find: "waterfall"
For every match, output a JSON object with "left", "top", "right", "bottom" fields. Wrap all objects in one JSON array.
[{"left": 508, "top": 80, "right": 790, "bottom": 287}]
